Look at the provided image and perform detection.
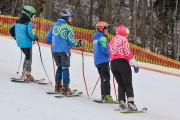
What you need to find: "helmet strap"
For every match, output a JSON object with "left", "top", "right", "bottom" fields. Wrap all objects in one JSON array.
[{"left": 31, "top": 14, "right": 35, "bottom": 18}]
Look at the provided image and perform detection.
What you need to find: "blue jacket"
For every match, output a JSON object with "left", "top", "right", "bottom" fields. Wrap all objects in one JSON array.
[
  {"left": 93, "top": 31, "right": 110, "bottom": 65},
  {"left": 10, "top": 22, "right": 35, "bottom": 48},
  {"left": 46, "top": 19, "right": 77, "bottom": 53}
]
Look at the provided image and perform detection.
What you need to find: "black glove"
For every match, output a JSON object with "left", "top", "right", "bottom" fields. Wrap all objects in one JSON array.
[
  {"left": 33, "top": 35, "right": 39, "bottom": 41},
  {"left": 77, "top": 40, "right": 84, "bottom": 47},
  {"left": 134, "top": 66, "right": 139, "bottom": 73}
]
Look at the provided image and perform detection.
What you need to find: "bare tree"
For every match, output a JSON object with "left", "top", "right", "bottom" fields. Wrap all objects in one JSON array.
[
  {"left": 12, "top": 0, "right": 19, "bottom": 16},
  {"left": 130, "top": 0, "right": 137, "bottom": 44},
  {"left": 149, "top": 0, "right": 154, "bottom": 51},
  {"left": 89, "top": 0, "right": 93, "bottom": 29},
  {"left": 44, "top": 0, "right": 53, "bottom": 20},
  {"left": 174, "top": 0, "right": 179, "bottom": 60}
]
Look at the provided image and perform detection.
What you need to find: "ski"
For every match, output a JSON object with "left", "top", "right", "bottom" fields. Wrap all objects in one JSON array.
[
  {"left": 114, "top": 107, "right": 147, "bottom": 113},
  {"left": 11, "top": 79, "right": 30, "bottom": 83},
  {"left": 93, "top": 99, "right": 119, "bottom": 104},
  {"left": 46, "top": 89, "right": 77, "bottom": 95},
  {"left": 54, "top": 92, "right": 83, "bottom": 98},
  {"left": 11, "top": 78, "right": 50, "bottom": 85},
  {"left": 46, "top": 91, "right": 62, "bottom": 94},
  {"left": 36, "top": 81, "right": 52, "bottom": 85},
  {"left": 11, "top": 77, "right": 45, "bottom": 82}
]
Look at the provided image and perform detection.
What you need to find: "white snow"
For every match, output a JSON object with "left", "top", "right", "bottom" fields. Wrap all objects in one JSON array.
[{"left": 0, "top": 36, "right": 180, "bottom": 120}]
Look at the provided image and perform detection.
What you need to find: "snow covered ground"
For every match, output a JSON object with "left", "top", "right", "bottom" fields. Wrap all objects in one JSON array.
[{"left": 0, "top": 36, "right": 180, "bottom": 120}]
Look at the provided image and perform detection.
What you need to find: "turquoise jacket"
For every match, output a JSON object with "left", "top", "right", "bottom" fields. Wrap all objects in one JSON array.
[{"left": 10, "top": 22, "right": 35, "bottom": 48}]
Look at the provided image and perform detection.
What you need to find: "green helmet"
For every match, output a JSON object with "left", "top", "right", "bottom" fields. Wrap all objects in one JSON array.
[{"left": 22, "top": 6, "right": 36, "bottom": 18}]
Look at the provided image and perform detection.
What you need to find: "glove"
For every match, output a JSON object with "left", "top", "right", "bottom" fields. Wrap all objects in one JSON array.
[
  {"left": 33, "top": 35, "right": 38, "bottom": 41},
  {"left": 133, "top": 66, "right": 139, "bottom": 73},
  {"left": 129, "top": 58, "right": 139, "bottom": 73},
  {"left": 77, "top": 40, "right": 84, "bottom": 47}
]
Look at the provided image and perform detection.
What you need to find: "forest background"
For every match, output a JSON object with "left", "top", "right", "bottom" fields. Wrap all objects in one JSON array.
[{"left": 0, "top": 0, "right": 180, "bottom": 60}]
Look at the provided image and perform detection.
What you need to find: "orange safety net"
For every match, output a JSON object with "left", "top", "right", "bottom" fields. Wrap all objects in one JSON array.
[{"left": 0, "top": 15, "right": 179, "bottom": 77}]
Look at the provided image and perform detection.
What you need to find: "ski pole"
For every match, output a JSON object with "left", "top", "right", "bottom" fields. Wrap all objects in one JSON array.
[
  {"left": 16, "top": 49, "right": 22, "bottom": 75},
  {"left": 37, "top": 41, "right": 52, "bottom": 85},
  {"left": 81, "top": 50, "right": 90, "bottom": 99},
  {"left": 52, "top": 54, "right": 56, "bottom": 81},
  {"left": 91, "top": 76, "right": 100, "bottom": 96},
  {"left": 112, "top": 76, "right": 118, "bottom": 101},
  {"left": 51, "top": 46, "right": 56, "bottom": 81}
]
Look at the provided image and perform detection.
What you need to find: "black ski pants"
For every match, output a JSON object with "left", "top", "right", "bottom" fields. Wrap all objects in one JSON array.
[
  {"left": 52, "top": 52, "right": 70, "bottom": 85},
  {"left": 21, "top": 48, "right": 32, "bottom": 72},
  {"left": 110, "top": 58, "right": 134, "bottom": 102},
  {"left": 21, "top": 48, "right": 32, "bottom": 60},
  {"left": 96, "top": 62, "right": 111, "bottom": 96}
]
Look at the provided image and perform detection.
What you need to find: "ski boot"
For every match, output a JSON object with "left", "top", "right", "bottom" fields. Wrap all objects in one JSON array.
[
  {"left": 62, "top": 84, "right": 72, "bottom": 95},
  {"left": 55, "top": 80, "right": 63, "bottom": 92},
  {"left": 104, "top": 95, "right": 113, "bottom": 102},
  {"left": 101, "top": 95, "right": 106, "bottom": 102},
  {"left": 22, "top": 71, "right": 34, "bottom": 81},
  {"left": 119, "top": 100, "right": 128, "bottom": 110},
  {"left": 100, "top": 95, "right": 113, "bottom": 102},
  {"left": 127, "top": 101, "right": 137, "bottom": 111}
]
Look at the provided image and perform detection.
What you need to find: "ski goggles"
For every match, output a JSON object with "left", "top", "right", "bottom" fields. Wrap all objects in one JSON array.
[
  {"left": 60, "top": 9, "right": 75, "bottom": 17},
  {"left": 104, "top": 25, "right": 109, "bottom": 29},
  {"left": 61, "top": 13, "right": 74, "bottom": 17}
]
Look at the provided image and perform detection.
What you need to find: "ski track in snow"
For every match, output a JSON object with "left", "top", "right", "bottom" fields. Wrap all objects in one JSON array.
[{"left": 0, "top": 36, "right": 180, "bottom": 120}]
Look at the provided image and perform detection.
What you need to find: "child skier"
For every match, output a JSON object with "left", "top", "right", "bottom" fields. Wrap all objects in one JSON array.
[
  {"left": 108, "top": 25, "right": 139, "bottom": 111},
  {"left": 9, "top": 6, "right": 38, "bottom": 81},
  {"left": 46, "top": 9, "right": 84, "bottom": 95},
  {"left": 93, "top": 21, "right": 113, "bottom": 102}
]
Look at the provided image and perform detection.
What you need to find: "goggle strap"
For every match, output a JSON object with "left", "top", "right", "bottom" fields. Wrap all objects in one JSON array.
[
  {"left": 104, "top": 26, "right": 108, "bottom": 29},
  {"left": 23, "top": 8, "right": 30, "bottom": 14},
  {"left": 61, "top": 13, "right": 74, "bottom": 17},
  {"left": 23, "top": 8, "right": 35, "bottom": 18}
]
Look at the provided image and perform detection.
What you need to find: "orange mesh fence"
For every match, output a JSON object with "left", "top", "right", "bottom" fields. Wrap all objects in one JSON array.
[{"left": 0, "top": 15, "right": 179, "bottom": 77}]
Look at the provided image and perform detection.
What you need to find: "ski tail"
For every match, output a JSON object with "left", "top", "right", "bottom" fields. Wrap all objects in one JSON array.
[
  {"left": 46, "top": 89, "right": 78, "bottom": 95},
  {"left": 93, "top": 99, "right": 119, "bottom": 104},
  {"left": 114, "top": 107, "right": 147, "bottom": 113},
  {"left": 11, "top": 77, "right": 50, "bottom": 85},
  {"left": 54, "top": 92, "right": 83, "bottom": 98}
]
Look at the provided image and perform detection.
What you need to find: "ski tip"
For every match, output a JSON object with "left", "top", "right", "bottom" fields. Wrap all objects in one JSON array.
[
  {"left": 120, "top": 111, "right": 146, "bottom": 113},
  {"left": 78, "top": 92, "right": 83, "bottom": 95},
  {"left": 39, "top": 78, "right": 45, "bottom": 81},
  {"left": 37, "top": 82, "right": 50, "bottom": 85},
  {"left": 54, "top": 96, "right": 64, "bottom": 98},
  {"left": 115, "top": 107, "right": 148, "bottom": 113},
  {"left": 46, "top": 91, "right": 62, "bottom": 94},
  {"left": 49, "top": 82, "right": 53, "bottom": 85},
  {"left": 114, "top": 108, "right": 120, "bottom": 111},
  {"left": 11, "top": 79, "right": 16, "bottom": 82},
  {"left": 93, "top": 99, "right": 119, "bottom": 104},
  {"left": 11, "top": 79, "right": 31, "bottom": 83},
  {"left": 142, "top": 108, "right": 148, "bottom": 111},
  {"left": 72, "top": 89, "right": 77, "bottom": 92}
]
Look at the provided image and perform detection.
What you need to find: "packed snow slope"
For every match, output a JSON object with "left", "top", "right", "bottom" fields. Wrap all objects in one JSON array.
[{"left": 0, "top": 36, "right": 180, "bottom": 120}]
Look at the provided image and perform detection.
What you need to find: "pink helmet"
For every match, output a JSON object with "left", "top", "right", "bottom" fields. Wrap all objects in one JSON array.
[{"left": 116, "top": 25, "right": 129, "bottom": 37}]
